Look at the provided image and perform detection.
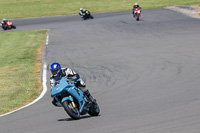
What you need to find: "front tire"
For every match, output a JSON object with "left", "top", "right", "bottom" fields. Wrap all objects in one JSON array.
[
  {"left": 63, "top": 100, "right": 80, "bottom": 120},
  {"left": 135, "top": 13, "right": 140, "bottom": 21},
  {"left": 12, "top": 25, "right": 16, "bottom": 29}
]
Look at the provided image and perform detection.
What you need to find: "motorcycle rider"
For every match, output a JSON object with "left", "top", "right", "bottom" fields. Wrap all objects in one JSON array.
[
  {"left": 50, "top": 62, "right": 96, "bottom": 106},
  {"left": 79, "top": 8, "right": 92, "bottom": 18},
  {"left": 132, "top": 3, "right": 141, "bottom": 17},
  {"left": 1, "top": 18, "right": 7, "bottom": 28},
  {"left": 1, "top": 18, "right": 6, "bottom": 23}
]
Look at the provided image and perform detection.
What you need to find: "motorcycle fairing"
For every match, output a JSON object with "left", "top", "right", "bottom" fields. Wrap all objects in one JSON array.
[{"left": 51, "top": 77, "right": 86, "bottom": 112}]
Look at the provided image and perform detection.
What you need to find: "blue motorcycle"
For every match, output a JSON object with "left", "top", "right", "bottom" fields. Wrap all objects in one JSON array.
[{"left": 51, "top": 77, "right": 100, "bottom": 120}]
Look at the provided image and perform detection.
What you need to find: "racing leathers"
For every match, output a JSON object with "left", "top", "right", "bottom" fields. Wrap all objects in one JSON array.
[
  {"left": 1, "top": 19, "right": 7, "bottom": 28},
  {"left": 79, "top": 9, "right": 91, "bottom": 17},
  {"left": 50, "top": 67, "right": 95, "bottom": 106}
]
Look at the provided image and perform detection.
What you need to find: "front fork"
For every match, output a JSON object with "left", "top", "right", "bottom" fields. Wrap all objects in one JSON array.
[{"left": 70, "top": 101, "right": 76, "bottom": 108}]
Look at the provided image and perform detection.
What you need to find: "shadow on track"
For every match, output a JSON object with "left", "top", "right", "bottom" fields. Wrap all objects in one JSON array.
[{"left": 58, "top": 115, "right": 91, "bottom": 121}]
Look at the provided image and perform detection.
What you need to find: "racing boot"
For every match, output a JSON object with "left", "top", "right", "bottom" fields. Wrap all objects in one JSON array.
[
  {"left": 85, "top": 90, "right": 96, "bottom": 104},
  {"left": 52, "top": 98, "right": 62, "bottom": 107}
]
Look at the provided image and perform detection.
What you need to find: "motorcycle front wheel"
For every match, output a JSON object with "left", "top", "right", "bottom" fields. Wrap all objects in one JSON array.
[
  {"left": 135, "top": 13, "right": 140, "bottom": 21},
  {"left": 63, "top": 100, "right": 80, "bottom": 120},
  {"left": 12, "top": 25, "right": 16, "bottom": 29}
]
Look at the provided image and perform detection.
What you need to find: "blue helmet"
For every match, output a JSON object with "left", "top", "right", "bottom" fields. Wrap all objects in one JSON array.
[{"left": 50, "top": 62, "right": 61, "bottom": 77}]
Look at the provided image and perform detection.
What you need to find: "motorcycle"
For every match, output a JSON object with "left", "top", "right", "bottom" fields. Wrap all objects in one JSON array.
[
  {"left": 79, "top": 11, "right": 94, "bottom": 20},
  {"left": 133, "top": 8, "right": 141, "bottom": 21},
  {"left": 0, "top": 20, "right": 16, "bottom": 30},
  {"left": 51, "top": 77, "right": 100, "bottom": 120}
]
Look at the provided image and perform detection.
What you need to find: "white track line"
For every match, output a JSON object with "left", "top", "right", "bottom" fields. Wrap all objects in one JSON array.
[{"left": 0, "top": 33, "right": 49, "bottom": 118}]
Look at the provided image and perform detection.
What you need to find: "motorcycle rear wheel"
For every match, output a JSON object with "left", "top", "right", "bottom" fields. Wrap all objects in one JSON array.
[
  {"left": 63, "top": 100, "right": 80, "bottom": 120},
  {"left": 2, "top": 26, "right": 7, "bottom": 30},
  {"left": 88, "top": 102, "right": 100, "bottom": 116}
]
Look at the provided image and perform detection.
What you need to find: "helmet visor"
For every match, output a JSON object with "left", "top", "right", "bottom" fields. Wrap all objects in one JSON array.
[{"left": 51, "top": 69, "right": 59, "bottom": 76}]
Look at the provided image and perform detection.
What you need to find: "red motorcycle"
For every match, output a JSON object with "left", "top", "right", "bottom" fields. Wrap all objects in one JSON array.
[
  {"left": 133, "top": 8, "right": 141, "bottom": 21},
  {"left": 0, "top": 20, "right": 16, "bottom": 30}
]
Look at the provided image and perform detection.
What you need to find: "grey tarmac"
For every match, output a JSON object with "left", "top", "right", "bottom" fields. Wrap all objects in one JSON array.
[{"left": 0, "top": 8, "right": 200, "bottom": 133}]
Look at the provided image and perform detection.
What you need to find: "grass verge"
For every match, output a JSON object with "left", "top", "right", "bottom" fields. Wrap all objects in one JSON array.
[
  {"left": 0, "top": 0, "right": 199, "bottom": 19},
  {"left": 0, "top": 30, "right": 47, "bottom": 115}
]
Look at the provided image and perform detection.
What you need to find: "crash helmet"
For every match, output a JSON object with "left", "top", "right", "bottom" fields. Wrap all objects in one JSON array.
[
  {"left": 80, "top": 8, "right": 83, "bottom": 11},
  {"left": 50, "top": 62, "right": 61, "bottom": 78},
  {"left": 134, "top": 3, "right": 138, "bottom": 6}
]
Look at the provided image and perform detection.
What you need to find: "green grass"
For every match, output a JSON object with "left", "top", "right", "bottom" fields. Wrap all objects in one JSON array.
[
  {"left": 0, "top": 0, "right": 199, "bottom": 19},
  {"left": 0, "top": 30, "right": 47, "bottom": 114}
]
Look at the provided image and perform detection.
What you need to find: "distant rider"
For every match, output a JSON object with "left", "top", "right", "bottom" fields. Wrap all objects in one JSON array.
[
  {"left": 50, "top": 62, "right": 96, "bottom": 106},
  {"left": 1, "top": 18, "right": 7, "bottom": 26},
  {"left": 1, "top": 18, "right": 6, "bottom": 23},
  {"left": 79, "top": 8, "right": 91, "bottom": 17},
  {"left": 132, "top": 3, "right": 141, "bottom": 17}
]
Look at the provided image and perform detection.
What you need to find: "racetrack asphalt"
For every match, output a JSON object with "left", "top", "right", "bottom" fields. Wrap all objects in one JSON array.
[{"left": 1, "top": 8, "right": 200, "bottom": 133}]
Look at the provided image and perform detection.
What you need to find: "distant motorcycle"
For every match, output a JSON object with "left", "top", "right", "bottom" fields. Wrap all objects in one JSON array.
[
  {"left": 133, "top": 8, "right": 141, "bottom": 21},
  {"left": 0, "top": 20, "right": 16, "bottom": 30},
  {"left": 79, "top": 11, "right": 94, "bottom": 20},
  {"left": 51, "top": 77, "right": 100, "bottom": 120}
]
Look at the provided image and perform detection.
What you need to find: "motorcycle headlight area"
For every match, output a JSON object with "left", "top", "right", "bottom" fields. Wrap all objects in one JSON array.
[{"left": 55, "top": 90, "right": 70, "bottom": 99}]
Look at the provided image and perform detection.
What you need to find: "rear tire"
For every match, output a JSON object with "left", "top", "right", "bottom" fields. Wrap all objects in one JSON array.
[
  {"left": 3, "top": 27, "right": 7, "bottom": 30},
  {"left": 88, "top": 102, "right": 100, "bottom": 116},
  {"left": 2, "top": 25, "right": 7, "bottom": 30},
  {"left": 63, "top": 100, "right": 80, "bottom": 120}
]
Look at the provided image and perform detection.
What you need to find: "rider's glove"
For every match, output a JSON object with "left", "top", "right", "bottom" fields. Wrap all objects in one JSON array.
[
  {"left": 72, "top": 76, "right": 78, "bottom": 81},
  {"left": 67, "top": 73, "right": 79, "bottom": 82}
]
